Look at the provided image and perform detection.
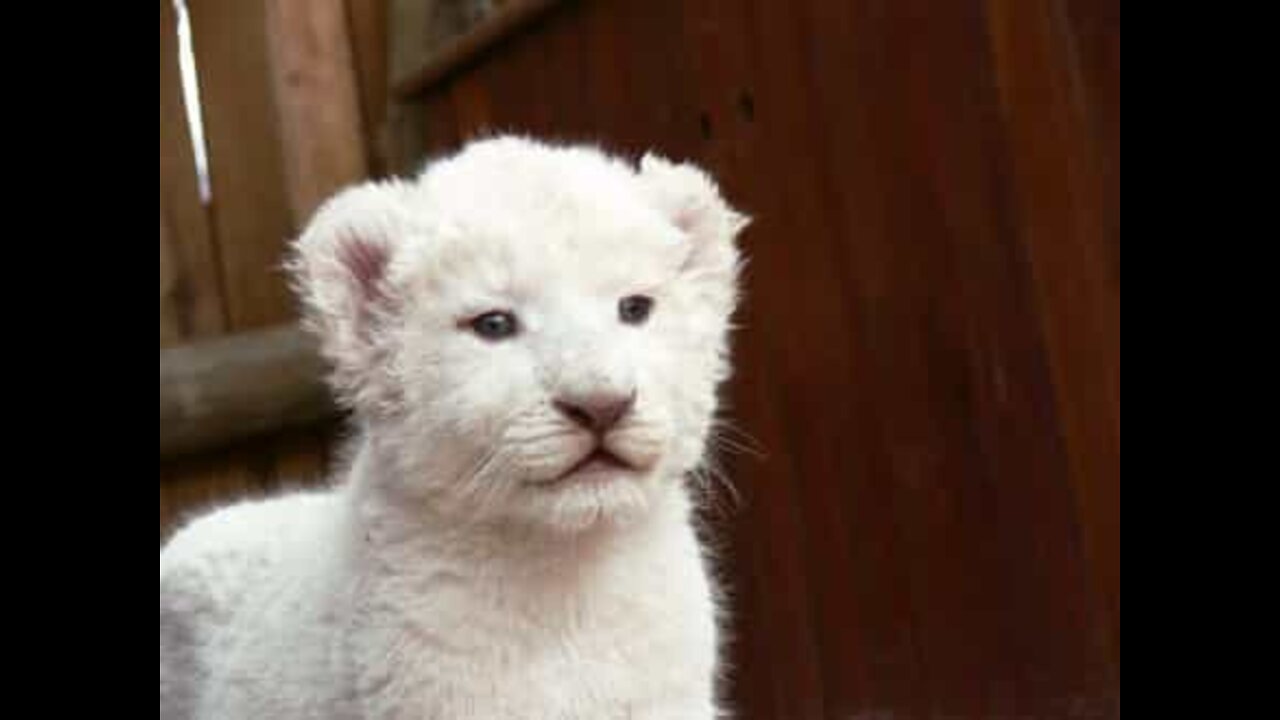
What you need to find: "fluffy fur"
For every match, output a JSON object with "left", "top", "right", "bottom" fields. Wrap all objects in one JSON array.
[{"left": 159, "top": 136, "right": 748, "bottom": 719}]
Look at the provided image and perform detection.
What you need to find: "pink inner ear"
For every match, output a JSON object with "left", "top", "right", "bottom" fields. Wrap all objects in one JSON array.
[
  {"left": 338, "top": 233, "right": 390, "bottom": 303},
  {"left": 672, "top": 203, "right": 701, "bottom": 235}
]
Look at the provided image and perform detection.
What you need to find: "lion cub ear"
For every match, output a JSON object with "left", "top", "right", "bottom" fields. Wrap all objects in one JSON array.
[
  {"left": 637, "top": 152, "right": 749, "bottom": 312},
  {"left": 287, "top": 181, "right": 410, "bottom": 411}
]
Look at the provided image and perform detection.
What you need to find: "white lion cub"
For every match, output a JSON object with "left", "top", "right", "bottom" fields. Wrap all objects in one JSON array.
[{"left": 160, "top": 136, "right": 748, "bottom": 720}]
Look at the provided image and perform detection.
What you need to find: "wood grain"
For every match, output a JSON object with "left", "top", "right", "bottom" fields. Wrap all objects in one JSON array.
[
  {"left": 188, "top": 0, "right": 297, "bottom": 330},
  {"left": 345, "top": 0, "right": 390, "bottom": 175},
  {"left": 266, "top": 0, "right": 370, "bottom": 223},
  {"left": 159, "top": 0, "right": 226, "bottom": 346}
]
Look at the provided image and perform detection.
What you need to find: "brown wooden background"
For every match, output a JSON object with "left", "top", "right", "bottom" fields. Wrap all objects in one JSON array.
[
  {"left": 158, "top": 0, "right": 391, "bottom": 537},
  {"left": 161, "top": 0, "right": 1120, "bottom": 716}
]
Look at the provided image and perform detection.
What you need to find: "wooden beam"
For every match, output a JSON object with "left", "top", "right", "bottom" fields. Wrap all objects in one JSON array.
[
  {"left": 390, "top": 0, "right": 565, "bottom": 99},
  {"left": 160, "top": 325, "right": 339, "bottom": 459}
]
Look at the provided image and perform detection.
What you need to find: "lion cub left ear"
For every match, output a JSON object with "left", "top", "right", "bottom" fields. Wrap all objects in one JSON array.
[
  {"left": 637, "top": 153, "right": 749, "bottom": 299},
  {"left": 287, "top": 181, "right": 411, "bottom": 412}
]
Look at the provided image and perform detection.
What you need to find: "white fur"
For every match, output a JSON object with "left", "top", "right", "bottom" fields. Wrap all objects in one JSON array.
[{"left": 160, "top": 136, "right": 747, "bottom": 719}]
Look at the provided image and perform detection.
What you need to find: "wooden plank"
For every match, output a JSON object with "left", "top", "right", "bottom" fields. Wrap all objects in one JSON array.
[
  {"left": 160, "top": 325, "right": 337, "bottom": 459},
  {"left": 390, "top": 0, "right": 502, "bottom": 101},
  {"left": 345, "top": 0, "right": 390, "bottom": 176},
  {"left": 265, "top": 0, "right": 370, "bottom": 223},
  {"left": 805, "top": 3, "right": 996, "bottom": 715},
  {"left": 726, "top": 1, "right": 904, "bottom": 714},
  {"left": 389, "top": 99, "right": 431, "bottom": 176},
  {"left": 391, "top": 0, "right": 566, "bottom": 99},
  {"left": 449, "top": 72, "right": 493, "bottom": 139},
  {"left": 160, "top": 424, "right": 336, "bottom": 542},
  {"left": 160, "top": 0, "right": 226, "bottom": 346},
  {"left": 1063, "top": 0, "right": 1121, "bottom": 281},
  {"left": 677, "top": 0, "right": 876, "bottom": 714},
  {"left": 856, "top": 4, "right": 1113, "bottom": 714},
  {"left": 159, "top": 210, "right": 182, "bottom": 346},
  {"left": 671, "top": 4, "right": 815, "bottom": 715},
  {"left": 985, "top": 0, "right": 1122, "bottom": 677},
  {"left": 188, "top": 0, "right": 296, "bottom": 331},
  {"left": 389, "top": 0, "right": 432, "bottom": 99}
]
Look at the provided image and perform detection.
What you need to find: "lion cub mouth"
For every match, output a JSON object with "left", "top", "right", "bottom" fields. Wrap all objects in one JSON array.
[{"left": 554, "top": 447, "right": 636, "bottom": 483}]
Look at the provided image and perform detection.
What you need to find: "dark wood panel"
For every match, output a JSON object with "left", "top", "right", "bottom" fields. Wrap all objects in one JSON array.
[{"left": 985, "top": 0, "right": 1122, "bottom": 683}]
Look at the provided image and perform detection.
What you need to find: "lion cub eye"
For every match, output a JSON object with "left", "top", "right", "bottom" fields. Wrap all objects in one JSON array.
[
  {"left": 618, "top": 295, "right": 654, "bottom": 325},
  {"left": 467, "top": 311, "right": 520, "bottom": 340}
]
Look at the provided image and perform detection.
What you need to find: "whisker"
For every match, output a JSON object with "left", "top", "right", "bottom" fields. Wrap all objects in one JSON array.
[
  {"left": 710, "top": 419, "right": 766, "bottom": 458},
  {"left": 707, "top": 433, "right": 763, "bottom": 460},
  {"left": 688, "top": 450, "right": 742, "bottom": 516}
]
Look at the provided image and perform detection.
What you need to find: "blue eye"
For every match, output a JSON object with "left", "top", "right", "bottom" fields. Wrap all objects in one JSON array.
[
  {"left": 619, "top": 295, "right": 654, "bottom": 325},
  {"left": 469, "top": 311, "right": 520, "bottom": 340}
]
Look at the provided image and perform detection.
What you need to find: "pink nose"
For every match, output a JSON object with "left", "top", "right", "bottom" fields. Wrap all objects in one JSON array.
[{"left": 554, "top": 392, "right": 636, "bottom": 432}]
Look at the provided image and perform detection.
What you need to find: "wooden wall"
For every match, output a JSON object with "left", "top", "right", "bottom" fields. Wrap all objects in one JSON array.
[
  {"left": 391, "top": 0, "right": 1121, "bottom": 717},
  {"left": 158, "top": 0, "right": 387, "bottom": 538}
]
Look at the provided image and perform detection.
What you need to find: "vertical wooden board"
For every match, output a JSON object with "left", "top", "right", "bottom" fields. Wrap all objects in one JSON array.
[
  {"left": 797, "top": 3, "right": 1050, "bottom": 713},
  {"left": 810, "top": 4, "right": 1000, "bottom": 715},
  {"left": 160, "top": 211, "right": 183, "bottom": 346},
  {"left": 908, "top": 3, "right": 1116, "bottom": 712},
  {"left": 266, "top": 0, "right": 370, "bottom": 224},
  {"left": 871, "top": 4, "right": 1113, "bottom": 714},
  {"left": 477, "top": 7, "right": 559, "bottom": 139},
  {"left": 188, "top": 0, "right": 296, "bottom": 331},
  {"left": 420, "top": 90, "right": 462, "bottom": 157},
  {"left": 160, "top": 0, "right": 226, "bottom": 346},
  {"left": 676, "top": 0, "right": 757, "bottom": 172},
  {"left": 673, "top": 2, "right": 834, "bottom": 717},
  {"left": 749, "top": 0, "right": 1099, "bottom": 713},
  {"left": 985, "top": 0, "right": 1122, "bottom": 673},
  {"left": 346, "top": 0, "right": 390, "bottom": 176},
  {"left": 732, "top": 1, "right": 932, "bottom": 716},
  {"left": 576, "top": 0, "right": 627, "bottom": 144},
  {"left": 1051, "top": 0, "right": 1121, "bottom": 665},
  {"left": 596, "top": 0, "right": 701, "bottom": 159},
  {"left": 727, "top": 0, "right": 907, "bottom": 714},
  {"left": 389, "top": 98, "right": 431, "bottom": 176},
  {"left": 450, "top": 72, "right": 494, "bottom": 139},
  {"left": 533, "top": 1, "right": 589, "bottom": 144},
  {"left": 1062, "top": 0, "right": 1121, "bottom": 281}
]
